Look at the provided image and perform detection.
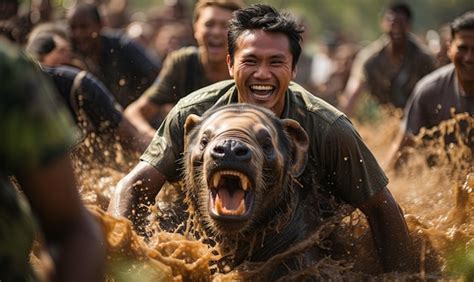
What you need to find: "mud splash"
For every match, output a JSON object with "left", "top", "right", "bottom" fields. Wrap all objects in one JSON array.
[{"left": 35, "top": 108, "right": 473, "bottom": 281}]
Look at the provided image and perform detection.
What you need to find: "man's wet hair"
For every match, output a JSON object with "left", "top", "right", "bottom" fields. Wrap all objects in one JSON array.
[
  {"left": 193, "top": 0, "right": 244, "bottom": 23},
  {"left": 450, "top": 11, "right": 474, "bottom": 38},
  {"left": 67, "top": 3, "right": 101, "bottom": 24},
  {"left": 386, "top": 2, "right": 412, "bottom": 22},
  {"left": 227, "top": 4, "right": 304, "bottom": 69}
]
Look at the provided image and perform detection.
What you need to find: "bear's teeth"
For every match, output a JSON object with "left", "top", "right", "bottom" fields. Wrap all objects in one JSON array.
[{"left": 211, "top": 171, "right": 250, "bottom": 191}]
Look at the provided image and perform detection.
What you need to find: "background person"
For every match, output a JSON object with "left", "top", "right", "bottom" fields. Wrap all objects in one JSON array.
[
  {"left": 340, "top": 2, "right": 435, "bottom": 117},
  {"left": 386, "top": 11, "right": 474, "bottom": 169},
  {"left": 124, "top": 0, "right": 244, "bottom": 138},
  {"left": 67, "top": 2, "right": 160, "bottom": 108},
  {"left": 0, "top": 37, "right": 105, "bottom": 281}
]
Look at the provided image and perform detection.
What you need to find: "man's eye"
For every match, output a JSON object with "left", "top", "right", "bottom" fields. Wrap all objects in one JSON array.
[{"left": 243, "top": 59, "right": 256, "bottom": 65}]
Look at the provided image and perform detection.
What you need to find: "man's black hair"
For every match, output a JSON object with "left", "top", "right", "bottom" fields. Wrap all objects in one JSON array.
[
  {"left": 227, "top": 4, "right": 304, "bottom": 69},
  {"left": 68, "top": 3, "right": 101, "bottom": 24},
  {"left": 386, "top": 2, "right": 412, "bottom": 22},
  {"left": 450, "top": 11, "right": 474, "bottom": 38}
]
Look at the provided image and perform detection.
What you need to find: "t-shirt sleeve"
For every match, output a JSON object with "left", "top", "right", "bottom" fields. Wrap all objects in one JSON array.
[
  {"left": 0, "top": 53, "right": 79, "bottom": 173},
  {"left": 144, "top": 50, "right": 186, "bottom": 105},
  {"left": 80, "top": 72, "right": 123, "bottom": 130},
  {"left": 403, "top": 81, "right": 431, "bottom": 136},
  {"left": 140, "top": 105, "right": 184, "bottom": 181},
  {"left": 122, "top": 38, "right": 160, "bottom": 87},
  {"left": 320, "top": 116, "right": 388, "bottom": 206}
]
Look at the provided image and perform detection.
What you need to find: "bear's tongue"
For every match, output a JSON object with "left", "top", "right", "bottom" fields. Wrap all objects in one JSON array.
[{"left": 215, "top": 188, "right": 246, "bottom": 215}]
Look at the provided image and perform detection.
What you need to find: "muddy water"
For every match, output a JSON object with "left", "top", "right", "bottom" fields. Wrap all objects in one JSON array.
[{"left": 45, "top": 108, "right": 474, "bottom": 280}]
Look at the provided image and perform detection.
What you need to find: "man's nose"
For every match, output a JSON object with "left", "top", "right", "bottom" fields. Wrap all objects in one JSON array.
[{"left": 253, "top": 64, "right": 272, "bottom": 80}]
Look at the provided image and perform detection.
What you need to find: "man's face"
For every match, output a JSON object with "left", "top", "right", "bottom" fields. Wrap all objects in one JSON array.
[
  {"left": 67, "top": 10, "right": 101, "bottom": 54},
  {"left": 382, "top": 11, "right": 410, "bottom": 45},
  {"left": 194, "top": 6, "right": 233, "bottom": 64},
  {"left": 227, "top": 30, "right": 295, "bottom": 117},
  {"left": 448, "top": 29, "right": 474, "bottom": 84}
]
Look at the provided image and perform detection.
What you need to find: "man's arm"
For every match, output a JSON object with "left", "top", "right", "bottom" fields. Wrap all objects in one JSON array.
[
  {"left": 115, "top": 117, "right": 153, "bottom": 153},
  {"left": 108, "top": 161, "right": 166, "bottom": 233},
  {"left": 17, "top": 155, "right": 105, "bottom": 281},
  {"left": 339, "top": 75, "right": 366, "bottom": 117},
  {"left": 358, "top": 188, "right": 415, "bottom": 273},
  {"left": 124, "top": 96, "right": 172, "bottom": 138}
]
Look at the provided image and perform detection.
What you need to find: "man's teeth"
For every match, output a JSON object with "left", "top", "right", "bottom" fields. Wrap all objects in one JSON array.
[{"left": 251, "top": 85, "right": 274, "bottom": 91}]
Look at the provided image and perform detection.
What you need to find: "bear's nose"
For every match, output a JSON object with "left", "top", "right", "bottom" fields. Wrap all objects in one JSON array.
[{"left": 211, "top": 139, "right": 251, "bottom": 162}]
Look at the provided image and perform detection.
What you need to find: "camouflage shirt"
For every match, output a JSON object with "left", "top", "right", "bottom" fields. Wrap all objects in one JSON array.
[
  {"left": 0, "top": 39, "right": 78, "bottom": 280},
  {"left": 141, "top": 80, "right": 388, "bottom": 207}
]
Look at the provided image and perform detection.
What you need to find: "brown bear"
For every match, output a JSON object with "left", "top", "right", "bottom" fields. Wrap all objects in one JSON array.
[{"left": 182, "top": 103, "right": 313, "bottom": 275}]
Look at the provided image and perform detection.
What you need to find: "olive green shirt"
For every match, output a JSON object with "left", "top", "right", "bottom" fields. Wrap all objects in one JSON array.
[
  {"left": 142, "top": 80, "right": 388, "bottom": 206},
  {"left": 0, "top": 39, "right": 79, "bottom": 281}
]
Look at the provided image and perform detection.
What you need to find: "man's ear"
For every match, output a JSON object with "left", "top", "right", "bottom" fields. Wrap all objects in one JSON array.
[
  {"left": 227, "top": 54, "right": 234, "bottom": 77},
  {"left": 292, "top": 66, "right": 297, "bottom": 80},
  {"left": 281, "top": 119, "right": 309, "bottom": 177}
]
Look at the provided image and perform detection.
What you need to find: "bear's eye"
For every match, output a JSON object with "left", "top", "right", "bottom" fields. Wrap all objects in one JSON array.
[
  {"left": 261, "top": 137, "right": 274, "bottom": 155},
  {"left": 200, "top": 137, "right": 209, "bottom": 150}
]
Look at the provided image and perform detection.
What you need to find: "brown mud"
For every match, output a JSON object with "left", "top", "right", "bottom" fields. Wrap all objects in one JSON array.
[{"left": 33, "top": 107, "right": 474, "bottom": 281}]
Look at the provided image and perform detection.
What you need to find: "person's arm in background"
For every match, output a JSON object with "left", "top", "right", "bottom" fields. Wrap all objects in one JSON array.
[
  {"left": 338, "top": 48, "right": 369, "bottom": 117},
  {"left": 124, "top": 93, "right": 173, "bottom": 139},
  {"left": 358, "top": 188, "right": 415, "bottom": 272},
  {"left": 17, "top": 156, "right": 105, "bottom": 281},
  {"left": 108, "top": 161, "right": 166, "bottom": 234},
  {"left": 124, "top": 49, "right": 184, "bottom": 139},
  {"left": 78, "top": 70, "right": 154, "bottom": 152},
  {"left": 339, "top": 74, "right": 366, "bottom": 117}
]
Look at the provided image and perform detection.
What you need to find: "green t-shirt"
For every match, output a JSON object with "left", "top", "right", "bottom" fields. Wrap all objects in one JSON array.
[
  {"left": 144, "top": 46, "right": 212, "bottom": 106},
  {"left": 0, "top": 39, "right": 79, "bottom": 280},
  {"left": 141, "top": 80, "right": 388, "bottom": 207}
]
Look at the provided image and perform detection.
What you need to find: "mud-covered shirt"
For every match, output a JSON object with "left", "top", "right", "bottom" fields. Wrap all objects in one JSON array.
[
  {"left": 43, "top": 65, "right": 123, "bottom": 132},
  {"left": 144, "top": 46, "right": 211, "bottom": 105},
  {"left": 141, "top": 80, "right": 388, "bottom": 206},
  {"left": 0, "top": 40, "right": 79, "bottom": 280},
  {"left": 350, "top": 34, "right": 435, "bottom": 108},
  {"left": 403, "top": 64, "right": 474, "bottom": 135}
]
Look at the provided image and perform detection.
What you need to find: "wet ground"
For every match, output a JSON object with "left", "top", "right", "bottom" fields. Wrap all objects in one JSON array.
[{"left": 34, "top": 105, "right": 473, "bottom": 281}]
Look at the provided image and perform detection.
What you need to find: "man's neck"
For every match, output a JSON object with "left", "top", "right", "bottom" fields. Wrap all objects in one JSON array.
[{"left": 200, "top": 50, "right": 230, "bottom": 82}]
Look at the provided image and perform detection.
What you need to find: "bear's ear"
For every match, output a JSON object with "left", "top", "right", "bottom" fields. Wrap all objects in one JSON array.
[
  {"left": 281, "top": 119, "right": 309, "bottom": 178},
  {"left": 184, "top": 114, "right": 202, "bottom": 138}
]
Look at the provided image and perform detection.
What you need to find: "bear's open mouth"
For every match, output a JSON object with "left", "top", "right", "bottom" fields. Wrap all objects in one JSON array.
[{"left": 208, "top": 170, "right": 254, "bottom": 221}]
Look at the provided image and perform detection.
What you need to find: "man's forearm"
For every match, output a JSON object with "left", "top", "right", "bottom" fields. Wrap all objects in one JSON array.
[{"left": 359, "top": 189, "right": 415, "bottom": 272}]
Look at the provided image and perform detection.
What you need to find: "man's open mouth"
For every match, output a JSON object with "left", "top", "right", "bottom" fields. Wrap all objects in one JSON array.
[
  {"left": 208, "top": 170, "right": 254, "bottom": 221},
  {"left": 249, "top": 84, "right": 275, "bottom": 100}
]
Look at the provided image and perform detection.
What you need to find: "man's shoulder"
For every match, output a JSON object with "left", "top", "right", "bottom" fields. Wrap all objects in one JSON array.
[
  {"left": 289, "top": 82, "right": 344, "bottom": 125},
  {"left": 176, "top": 80, "right": 235, "bottom": 110},
  {"left": 357, "top": 36, "right": 387, "bottom": 62},
  {"left": 414, "top": 64, "right": 455, "bottom": 96},
  {"left": 165, "top": 46, "right": 199, "bottom": 65}
]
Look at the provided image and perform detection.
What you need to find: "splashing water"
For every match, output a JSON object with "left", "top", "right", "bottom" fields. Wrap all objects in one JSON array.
[{"left": 32, "top": 107, "right": 473, "bottom": 281}]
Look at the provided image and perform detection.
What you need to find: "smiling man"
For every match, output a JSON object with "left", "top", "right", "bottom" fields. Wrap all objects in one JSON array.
[
  {"left": 109, "top": 4, "right": 413, "bottom": 273},
  {"left": 124, "top": 0, "right": 244, "bottom": 138},
  {"left": 387, "top": 11, "right": 474, "bottom": 168}
]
